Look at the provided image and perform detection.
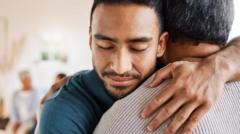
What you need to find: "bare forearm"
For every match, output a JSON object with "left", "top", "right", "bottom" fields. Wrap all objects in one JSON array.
[{"left": 207, "top": 36, "right": 240, "bottom": 82}]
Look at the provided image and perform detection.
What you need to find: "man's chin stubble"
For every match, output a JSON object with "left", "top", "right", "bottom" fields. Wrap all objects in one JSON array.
[{"left": 106, "top": 85, "right": 137, "bottom": 99}]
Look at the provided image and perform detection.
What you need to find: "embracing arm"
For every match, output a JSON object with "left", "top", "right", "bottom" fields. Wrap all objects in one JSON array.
[
  {"left": 212, "top": 37, "right": 240, "bottom": 81},
  {"left": 140, "top": 36, "right": 240, "bottom": 134}
]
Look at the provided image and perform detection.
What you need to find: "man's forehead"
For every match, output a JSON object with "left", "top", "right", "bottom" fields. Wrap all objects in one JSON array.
[
  {"left": 92, "top": 4, "right": 159, "bottom": 25},
  {"left": 91, "top": 4, "right": 160, "bottom": 38}
]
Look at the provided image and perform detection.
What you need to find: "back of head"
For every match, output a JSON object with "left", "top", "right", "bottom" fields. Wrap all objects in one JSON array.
[
  {"left": 90, "top": 0, "right": 164, "bottom": 32},
  {"left": 164, "top": 0, "right": 234, "bottom": 46}
]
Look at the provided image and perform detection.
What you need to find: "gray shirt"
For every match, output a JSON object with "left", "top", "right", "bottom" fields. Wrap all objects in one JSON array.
[
  {"left": 94, "top": 75, "right": 240, "bottom": 134},
  {"left": 10, "top": 89, "right": 39, "bottom": 124}
]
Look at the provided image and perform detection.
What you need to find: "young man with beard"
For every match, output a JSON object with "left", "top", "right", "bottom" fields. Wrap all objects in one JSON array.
[{"left": 40, "top": 0, "right": 168, "bottom": 133}]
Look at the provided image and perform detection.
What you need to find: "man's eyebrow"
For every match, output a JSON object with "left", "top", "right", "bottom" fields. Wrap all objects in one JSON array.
[
  {"left": 127, "top": 37, "right": 153, "bottom": 43},
  {"left": 94, "top": 34, "right": 117, "bottom": 43}
]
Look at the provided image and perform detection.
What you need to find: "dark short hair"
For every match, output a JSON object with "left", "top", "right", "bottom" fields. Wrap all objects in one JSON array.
[
  {"left": 164, "top": 0, "right": 234, "bottom": 46},
  {"left": 56, "top": 73, "right": 66, "bottom": 79},
  {"left": 90, "top": 0, "right": 164, "bottom": 32}
]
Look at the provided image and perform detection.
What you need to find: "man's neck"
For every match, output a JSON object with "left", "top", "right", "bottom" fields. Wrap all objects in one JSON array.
[{"left": 22, "top": 86, "right": 32, "bottom": 91}]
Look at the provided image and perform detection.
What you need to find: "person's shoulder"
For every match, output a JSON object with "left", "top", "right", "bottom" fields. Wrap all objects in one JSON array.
[
  {"left": 39, "top": 70, "right": 99, "bottom": 134},
  {"left": 40, "top": 98, "right": 77, "bottom": 133},
  {"left": 71, "top": 70, "right": 92, "bottom": 79},
  {"left": 40, "top": 95, "right": 95, "bottom": 134}
]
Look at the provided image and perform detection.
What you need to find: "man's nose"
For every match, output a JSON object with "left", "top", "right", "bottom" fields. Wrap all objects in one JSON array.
[{"left": 111, "top": 51, "right": 132, "bottom": 75}]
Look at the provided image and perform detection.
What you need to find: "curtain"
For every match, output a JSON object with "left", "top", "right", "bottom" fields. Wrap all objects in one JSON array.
[{"left": 0, "top": 17, "right": 25, "bottom": 73}]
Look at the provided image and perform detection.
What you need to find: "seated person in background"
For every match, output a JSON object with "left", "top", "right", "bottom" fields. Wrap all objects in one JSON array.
[
  {"left": 10, "top": 70, "right": 40, "bottom": 134},
  {"left": 94, "top": 0, "right": 240, "bottom": 133}
]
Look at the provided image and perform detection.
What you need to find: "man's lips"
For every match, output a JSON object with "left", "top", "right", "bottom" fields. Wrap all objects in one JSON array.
[{"left": 107, "top": 76, "right": 135, "bottom": 87}]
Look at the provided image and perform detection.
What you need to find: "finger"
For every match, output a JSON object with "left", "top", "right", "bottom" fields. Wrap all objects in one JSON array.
[
  {"left": 148, "top": 64, "right": 173, "bottom": 87},
  {"left": 164, "top": 101, "right": 199, "bottom": 134},
  {"left": 146, "top": 96, "right": 187, "bottom": 132},
  {"left": 181, "top": 105, "right": 210, "bottom": 134},
  {"left": 141, "top": 81, "right": 177, "bottom": 118}
]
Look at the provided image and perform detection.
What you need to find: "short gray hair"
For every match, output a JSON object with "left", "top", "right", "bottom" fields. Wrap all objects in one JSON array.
[{"left": 164, "top": 0, "right": 234, "bottom": 46}]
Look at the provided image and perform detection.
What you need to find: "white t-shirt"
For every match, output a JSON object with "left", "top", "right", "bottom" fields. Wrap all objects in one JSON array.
[{"left": 10, "top": 89, "right": 40, "bottom": 125}]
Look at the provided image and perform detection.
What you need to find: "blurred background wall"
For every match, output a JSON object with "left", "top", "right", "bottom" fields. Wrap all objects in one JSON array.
[
  {"left": 0, "top": 0, "right": 239, "bottom": 123},
  {"left": 0, "top": 0, "right": 93, "bottom": 118}
]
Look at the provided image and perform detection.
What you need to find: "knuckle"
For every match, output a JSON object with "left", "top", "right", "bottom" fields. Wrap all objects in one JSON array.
[
  {"left": 177, "top": 114, "right": 187, "bottom": 121},
  {"left": 182, "top": 88, "right": 194, "bottom": 97},
  {"left": 172, "top": 80, "right": 185, "bottom": 90},
  {"left": 152, "top": 118, "right": 161, "bottom": 126},
  {"left": 193, "top": 95, "right": 202, "bottom": 102},
  {"left": 153, "top": 96, "right": 161, "bottom": 105},
  {"left": 183, "top": 128, "right": 192, "bottom": 133},
  {"left": 205, "top": 102, "right": 212, "bottom": 109},
  {"left": 167, "top": 127, "right": 175, "bottom": 133},
  {"left": 143, "top": 104, "right": 155, "bottom": 113},
  {"left": 174, "top": 79, "right": 184, "bottom": 87},
  {"left": 144, "top": 105, "right": 152, "bottom": 113},
  {"left": 203, "top": 99, "right": 213, "bottom": 107},
  {"left": 162, "top": 107, "right": 172, "bottom": 116},
  {"left": 190, "top": 116, "right": 199, "bottom": 123}
]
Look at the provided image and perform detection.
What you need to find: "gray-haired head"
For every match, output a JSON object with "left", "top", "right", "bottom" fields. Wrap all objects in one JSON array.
[
  {"left": 164, "top": 0, "right": 234, "bottom": 46},
  {"left": 18, "top": 70, "right": 30, "bottom": 79}
]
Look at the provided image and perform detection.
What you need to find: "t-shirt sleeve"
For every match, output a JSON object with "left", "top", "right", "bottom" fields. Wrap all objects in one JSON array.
[{"left": 39, "top": 98, "right": 93, "bottom": 134}]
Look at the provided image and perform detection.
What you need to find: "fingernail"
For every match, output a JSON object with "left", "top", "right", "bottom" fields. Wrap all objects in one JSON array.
[
  {"left": 141, "top": 112, "right": 146, "bottom": 118},
  {"left": 147, "top": 125, "right": 154, "bottom": 132},
  {"left": 150, "top": 84, "right": 155, "bottom": 88},
  {"left": 147, "top": 83, "right": 153, "bottom": 88}
]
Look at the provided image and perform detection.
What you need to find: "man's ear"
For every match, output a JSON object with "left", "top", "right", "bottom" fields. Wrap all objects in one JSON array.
[
  {"left": 89, "top": 26, "right": 92, "bottom": 50},
  {"left": 157, "top": 32, "right": 169, "bottom": 58}
]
